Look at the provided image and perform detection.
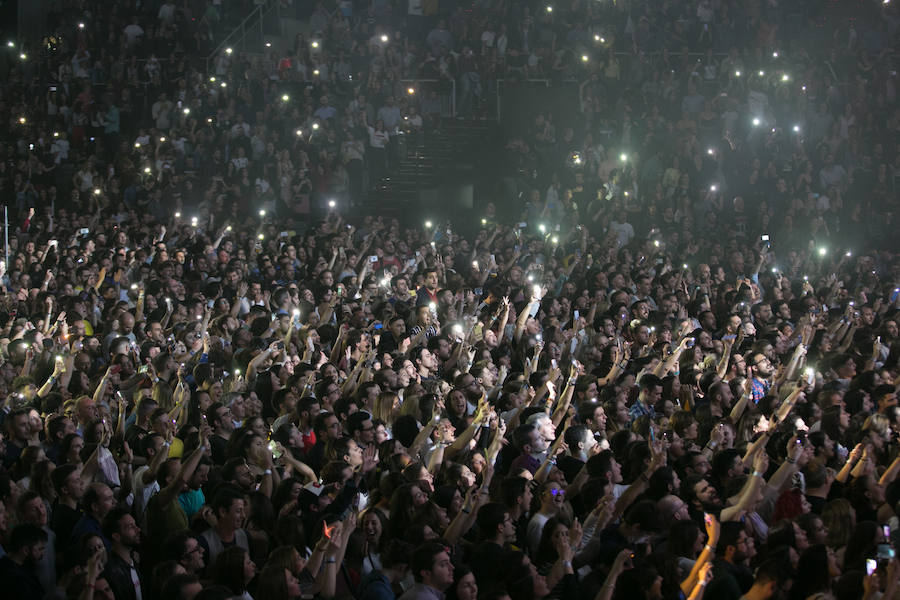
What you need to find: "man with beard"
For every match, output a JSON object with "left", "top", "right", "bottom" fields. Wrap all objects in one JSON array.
[
  {"left": 162, "top": 531, "right": 206, "bottom": 575},
  {"left": 749, "top": 352, "right": 774, "bottom": 403},
  {"left": 102, "top": 509, "right": 145, "bottom": 600},
  {"left": 706, "top": 380, "right": 735, "bottom": 419},
  {"left": 206, "top": 402, "right": 235, "bottom": 464},
  {"left": 389, "top": 275, "right": 413, "bottom": 310},
  {"left": 0, "top": 524, "right": 48, "bottom": 597},
  {"left": 704, "top": 522, "right": 755, "bottom": 599},
  {"left": 681, "top": 474, "right": 723, "bottom": 524},
  {"left": 427, "top": 334, "right": 454, "bottom": 376}
]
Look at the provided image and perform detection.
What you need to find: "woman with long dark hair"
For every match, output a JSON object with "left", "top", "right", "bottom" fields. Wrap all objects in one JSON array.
[
  {"left": 791, "top": 544, "right": 840, "bottom": 600},
  {"left": 213, "top": 546, "right": 256, "bottom": 599}
]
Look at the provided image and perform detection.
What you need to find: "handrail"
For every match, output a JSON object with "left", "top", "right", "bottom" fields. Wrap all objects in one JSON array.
[
  {"left": 205, "top": 0, "right": 278, "bottom": 74},
  {"left": 399, "top": 78, "right": 457, "bottom": 117}
]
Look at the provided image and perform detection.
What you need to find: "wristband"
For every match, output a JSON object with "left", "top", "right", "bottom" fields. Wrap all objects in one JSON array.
[
  {"left": 704, "top": 544, "right": 716, "bottom": 552},
  {"left": 324, "top": 557, "right": 336, "bottom": 564},
  {"left": 264, "top": 469, "right": 272, "bottom": 475},
  {"left": 699, "top": 581, "right": 708, "bottom": 587},
  {"left": 786, "top": 457, "right": 797, "bottom": 464},
  {"left": 561, "top": 560, "right": 572, "bottom": 568},
  {"left": 752, "top": 470, "right": 763, "bottom": 479}
]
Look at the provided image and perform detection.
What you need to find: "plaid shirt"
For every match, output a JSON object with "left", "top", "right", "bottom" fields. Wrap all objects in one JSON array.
[
  {"left": 750, "top": 377, "right": 770, "bottom": 404},
  {"left": 628, "top": 399, "right": 655, "bottom": 423}
]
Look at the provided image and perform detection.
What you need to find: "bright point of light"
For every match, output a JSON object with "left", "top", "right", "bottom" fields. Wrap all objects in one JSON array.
[
  {"left": 619, "top": 153, "right": 628, "bottom": 161},
  {"left": 313, "top": 69, "right": 320, "bottom": 76},
  {"left": 707, "top": 148, "right": 714, "bottom": 155},
  {"left": 793, "top": 125, "right": 800, "bottom": 132},
  {"left": 328, "top": 200, "right": 336, "bottom": 208},
  {"left": 295, "top": 129, "right": 303, "bottom": 136},
  {"left": 758, "top": 70, "right": 765, "bottom": 76},
  {"left": 845, "top": 251, "right": 852, "bottom": 257},
  {"left": 752, "top": 117, "right": 761, "bottom": 126},
  {"left": 425, "top": 220, "right": 433, "bottom": 228},
  {"left": 654, "top": 240, "right": 660, "bottom": 247},
  {"left": 259, "top": 209, "right": 266, "bottom": 217},
  {"left": 734, "top": 70, "right": 741, "bottom": 77},
  {"left": 311, "top": 122, "right": 319, "bottom": 130},
  {"left": 581, "top": 54, "right": 588, "bottom": 62},
  {"left": 6, "top": 41, "right": 13, "bottom": 48},
  {"left": 594, "top": 34, "right": 600, "bottom": 41},
  {"left": 78, "top": 22, "right": 85, "bottom": 29},
  {"left": 257, "top": 233, "right": 264, "bottom": 240},
  {"left": 380, "top": 34, "right": 389, "bottom": 42},
  {"left": 281, "top": 94, "right": 289, "bottom": 102},
  {"left": 209, "top": 76, "right": 216, "bottom": 82},
  {"left": 311, "top": 41, "right": 319, "bottom": 48},
  {"left": 18, "top": 117, "right": 25, "bottom": 124},
  {"left": 781, "top": 74, "right": 790, "bottom": 81},
  {"left": 710, "top": 184, "right": 717, "bottom": 192},
  {"left": 220, "top": 82, "right": 227, "bottom": 88},
  {"left": 551, "top": 236, "right": 559, "bottom": 244},
  {"left": 183, "top": 108, "right": 190, "bottom": 115},
  {"left": 159, "top": 136, "right": 166, "bottom": 142},
  {"left": 19, "top": 53, "right": 26, "bottom": 60},
  {"left": 225, "top": 47, "right": 233, "bottom": 54},
  {"left": 265, "top": 42, "right": 271, "bottom": 48},
  {"left": 546, "top": 5, "right": 553, "bottom": 12},
  {"left": 818, "top": 247, "right": 827, "bottom": 256},
  {"left": 533, "top": 284, "right": 542, "bottom": 298},
  {"left": 407, "top": 87, "right": 415, "bottom": 95},
  {"left": 93, "top": 188, "right": 101, "bottom": 195},
  {"left": 481, "top": 218, "right": 487, "bottom": 225},
  {"left": 174, "top": 212, "right": 181, "bottom": 218},
  {"left": 538, "top": 224, "right": 546, "bottom": 233},
  {"left": 143, "top": 167, "right": 151, "bottom": 173},
  {"left": 773, "top": 51, "right": 779, "bottom": 58}
]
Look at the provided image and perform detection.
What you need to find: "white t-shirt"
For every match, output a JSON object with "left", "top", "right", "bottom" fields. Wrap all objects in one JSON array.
[{"left": 133, "top": 465, "right": 160, "bottom": 520}]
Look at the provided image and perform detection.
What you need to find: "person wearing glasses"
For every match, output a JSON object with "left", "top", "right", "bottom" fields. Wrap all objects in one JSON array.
[{"left": 749, "top": 353, "right": 774, "bottom": 403}]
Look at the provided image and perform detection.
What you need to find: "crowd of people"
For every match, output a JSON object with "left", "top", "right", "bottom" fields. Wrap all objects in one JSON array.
[{"left": 1, "top": 1, "right": 900, "bottom": 600}]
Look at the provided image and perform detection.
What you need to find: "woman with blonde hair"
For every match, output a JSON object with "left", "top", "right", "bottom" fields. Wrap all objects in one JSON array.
[
  {"left": 371, "top": 391, "right": 400, "bottom": 434},
  {"left": 861, "top": 413, "right": 891, "bottom": 460}
]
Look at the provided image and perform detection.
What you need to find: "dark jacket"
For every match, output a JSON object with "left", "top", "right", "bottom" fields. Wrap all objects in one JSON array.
[{"left": 103, "top": 551, "right": 145, "bottom": 600}]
